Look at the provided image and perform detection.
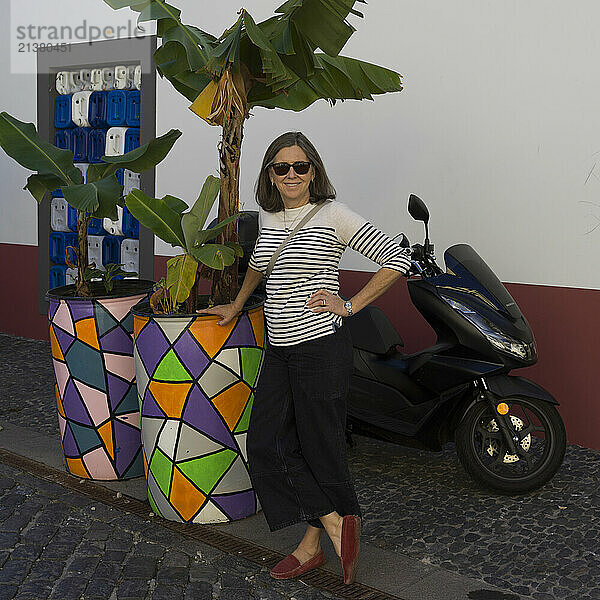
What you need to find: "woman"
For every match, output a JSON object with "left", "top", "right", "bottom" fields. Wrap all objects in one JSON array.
[{"left": 198, "top": 131, "right": 411, "bottom": 584}]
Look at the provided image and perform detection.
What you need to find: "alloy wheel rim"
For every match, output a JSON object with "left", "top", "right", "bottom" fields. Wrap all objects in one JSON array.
[{"left": 469, "top": 397, "right": 554, "bottom": 482}]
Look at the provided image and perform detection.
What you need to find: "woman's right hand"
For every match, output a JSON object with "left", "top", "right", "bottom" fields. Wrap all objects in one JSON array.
[{"left": 196, "top": 303, "right": 241, "bottom": 326}]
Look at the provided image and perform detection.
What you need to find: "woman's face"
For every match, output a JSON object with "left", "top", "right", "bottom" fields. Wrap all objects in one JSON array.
[{"left": 269, "top": 145, "right": 314, "bottom": 207}]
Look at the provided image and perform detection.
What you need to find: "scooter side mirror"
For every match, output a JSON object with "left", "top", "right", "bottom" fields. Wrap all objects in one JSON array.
[{"left": 408, "top": 194, "right": 430, "bottom": 224}]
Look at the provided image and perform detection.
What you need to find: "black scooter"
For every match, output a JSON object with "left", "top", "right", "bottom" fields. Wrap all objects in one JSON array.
[{"left": 344, "top": 195, "right": 566, "bottom": 493}]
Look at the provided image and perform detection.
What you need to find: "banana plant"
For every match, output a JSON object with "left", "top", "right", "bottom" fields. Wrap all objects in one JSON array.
[
  {"left": 102, "top": 0, "right": 404, "bottom": 306},
  {"left": 0, "top": 110, "right": 181, "bottom": 296},
  {"left": 124, "top": 175, "right": 241, "bottom": 313}
]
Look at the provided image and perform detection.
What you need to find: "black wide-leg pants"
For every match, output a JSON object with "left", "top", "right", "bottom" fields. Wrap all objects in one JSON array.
[{"left": 247, "top": 323, "right": 362, "bottom": 532}]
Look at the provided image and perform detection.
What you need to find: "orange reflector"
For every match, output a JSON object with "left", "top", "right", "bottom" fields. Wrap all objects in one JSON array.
[{"left": 497, "top": 402, "right": 509, "bottom": 415}]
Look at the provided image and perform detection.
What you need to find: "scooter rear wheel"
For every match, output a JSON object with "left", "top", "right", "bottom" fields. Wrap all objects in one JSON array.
[{"left": 455, "top": 396, "right": 566, "bottom": 493}]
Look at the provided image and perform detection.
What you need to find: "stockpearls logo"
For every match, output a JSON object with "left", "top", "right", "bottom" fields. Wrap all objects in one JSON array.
[{"left": 10, "top": 0, "right": 156, "bottom": 74}]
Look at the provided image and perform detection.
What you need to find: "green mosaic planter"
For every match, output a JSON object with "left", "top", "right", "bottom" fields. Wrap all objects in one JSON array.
[{"left": 133, "top": 298, "right": 265, "bottom": 523}]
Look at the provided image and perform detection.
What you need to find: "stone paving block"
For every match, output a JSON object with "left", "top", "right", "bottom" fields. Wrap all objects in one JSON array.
[
  {"left": 1, "top": 514, "right": 34, "bottom": 532},
  {"left": 40, "top": 543, "right": 78, "bottom": 559},
  {"left": 51, "top": 527, "right": 86, "bottom": 545},
  {"left": 143, "top": 527, "right": 183, "bottom": 546},
  {"left": 105, "top": 536, "right": 133, "bottom": 551},
  {"left": 20, "top": 525, "right": 59, "bottom": 547},
  {"left": 110, "top": 514, "right": 151, "bottom": 532},
  {"left": 94, "top": 559, "right": 122, "bottom": 580},
  {"left": 218, "top": 590, "right": 255, "bottom": 600},
  {"left": 156, "top": 566, "right": 189, "bottom": 587},
  {"left": 35, "top": 504, "right": 71, "bottom": 523},
  {"left": 81, "top": 504, "right": 120, "bottom": 522},
  {"left": 84, "top": 521, "right": 113, "bottom": 541},
  {"left": 184, "top": 581, "right": 212, "bottom": 600},
  {"left": 282, "top": 589, "right": 329, "bottom": 600},
  {"left": 251, "top": 589, "right": 289, "bottom": 600},
  {"left": 0, "top": 532, "right": 19, "bottom": 547},
  {"left": 0, "top": 475, "right": 15, "bottom": 491},
  {"left": 76, "top": 540, "right": 105, "bottom": 556},
  {"left": 116, "top": 577, "right": 150, "bottom": 600},
  {"left": 48, "top": 575, "right": 88, "bottom": 599},
  {"left": 184, "top": 541, "right": 224, "bottom": 562},
  {"left": 84, "top": 577, "right": 116, "bottom": 599},
  {"left": 214, "top": 552, "right": 262, "bottom": 575},
  {"left": 131, "top": 542, "right": 164, "bottom": 558},
  {"left": 1, "top": 559, "right": 33, "bottom": 585},
  {"left": 160, "top": 550, "right": 190, "bottom": 568},
  {"left": 401, "top": 570, "right": 524, "bottom": 600},
  {"left": 26, "top": 559, "right": 65, "bottom": 582},
  {"left": 65, "top": 555, "right": 101, "bottom": 577},
  {"left": 8, "top": 544, "right": 41, "bottom": 562},
  {"left": 122, "top": 556, "right": 158, "bottom": 580},
  {"left": 56, "top": 492, "right": 93, "bottom": 508},
  {"left": 221, "top": 572, "right": 251, "bottom": 590},
  {"left": 14, "top": 581, "right": 53, "bottom": 599},
  {"left": 189, "top": 563, "right": 218, "bottom": 583},
  {"left": 0, "top": 585, "right": 18, "bottom": 600},
  {"left": 151, "top": 584, "right": 185, "bottom": 600}
]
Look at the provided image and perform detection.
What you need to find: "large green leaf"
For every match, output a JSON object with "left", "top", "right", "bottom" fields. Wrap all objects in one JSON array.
[
  {"left": 104, "top": 0, "right": 181, "bottom": 21},
  {"left": 163, "top": 194, "right": 189, "bottom": 213},
  {"left": 166, "top": 254, "right": 198, "bottom": 304},
  {"left": 0, "top": 112, "right": 82, "bottom": 185},
  {"left": 104, "top": 0, "right": 209, "bottom": 72},
  {"left": 162, "top": 23, "right": 212, "bottom": 69},
  {"left": 24, "top": 173, "right": 65, "bottom": 203},
  {"left": 181, "top": 212, "right": 199, "bottom": 254},
  {"left": 100, "top": 129, "right": 182, "bottom": 173},
  {"left": 205, "top": 15, "right": 243, "bottom": 76},
  {"left": 86, "top": 163, "right": 105, "bottom": 183},
  {"left": 189, "top": 175, "right": 221, "bottom": 228},
  {"left": 189, "top": 243, "right": 236, "bottom": 270},
  {"left": 275, "top": 0, "right": 366, "bottom": 56},
  {"left": 242, "top": 11, "right": 298, "bottom": 92},
  {"left": 259, "top": 16, "right": 295, "bottom": 55},
  {"left": 125, "top": 189, "right": 185, "bottom": 248},
  {"left": 195, "top": 213, "right": 240, "bottom": 245},
  {"left": 62, "top": 175, "right": 121, "bottom": 219},
  {"left": 154, "top": 40, "right": 191, "bottom": 79},
  {"left": 174, "top": 70, "right": 212, "bottom": 93},
  {"left": 91, "top": 176, "right": 121, "bottom": 220},
  {"left": 224, "top": 240, "right": 244, "bottom": 257},
  {"left": 249, "top": 53, "right": 402, "bottom": 111}
]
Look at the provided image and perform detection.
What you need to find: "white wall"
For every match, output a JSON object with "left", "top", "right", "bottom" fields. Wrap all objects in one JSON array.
[{"left": 2, "top": 0, "right": 600, "bottom": 289}]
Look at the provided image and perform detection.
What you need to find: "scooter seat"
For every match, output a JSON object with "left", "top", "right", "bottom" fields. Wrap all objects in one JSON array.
[{"left": 345, "top": 306, "right": 404, "bottom": 354}]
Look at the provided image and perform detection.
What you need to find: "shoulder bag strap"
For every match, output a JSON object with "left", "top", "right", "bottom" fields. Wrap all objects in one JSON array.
[{"left": 265, "top": 200, "right": 331, "bottom": 279}]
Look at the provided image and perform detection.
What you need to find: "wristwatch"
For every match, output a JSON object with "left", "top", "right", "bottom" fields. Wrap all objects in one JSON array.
[{"left": 344, "top": 300, "right": 353, "bottom": 316}]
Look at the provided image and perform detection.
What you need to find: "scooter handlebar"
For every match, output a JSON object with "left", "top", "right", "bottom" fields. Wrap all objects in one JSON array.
[{"left": 409, "top": 243, "right": 443, "bottom": 277}]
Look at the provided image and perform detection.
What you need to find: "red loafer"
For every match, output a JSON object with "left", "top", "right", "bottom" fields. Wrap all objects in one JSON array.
[
  {"left": 270, "top": 549, "right": 326, "bottom": 580},
  {"left": 339, "top": 514, "right": 361, "bottom": 584}
]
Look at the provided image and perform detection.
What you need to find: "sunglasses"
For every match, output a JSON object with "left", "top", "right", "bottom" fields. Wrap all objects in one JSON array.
[{"left": 268, "top": 161, "right": 312, "bottom": 176}]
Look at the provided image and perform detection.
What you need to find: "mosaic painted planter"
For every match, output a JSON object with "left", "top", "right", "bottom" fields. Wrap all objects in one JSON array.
[
  {"left": 132, "top": 298, "right": 265, "bottom": 524},
  {"left": 47, "top": 280, "right": 154, "bottom": 480}
]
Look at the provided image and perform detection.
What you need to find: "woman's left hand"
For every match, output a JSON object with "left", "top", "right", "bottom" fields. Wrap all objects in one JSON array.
[{"left": 306, "top": 289, "right": 347, "bottom": 316}]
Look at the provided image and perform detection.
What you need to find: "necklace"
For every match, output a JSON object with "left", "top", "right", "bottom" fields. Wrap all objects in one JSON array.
[{"left": 283, "top": 202, "right": 310, "bottom": 232}]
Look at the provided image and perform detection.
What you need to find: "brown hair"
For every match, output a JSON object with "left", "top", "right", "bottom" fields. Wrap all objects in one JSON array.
[{"left": 255, "top": 131, "right": 336, "bottom": 212}]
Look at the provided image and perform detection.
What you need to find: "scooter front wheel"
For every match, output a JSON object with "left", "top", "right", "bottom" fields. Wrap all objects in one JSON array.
[{"left": 455, "top": 396, "right": 566, "bottom": 493}]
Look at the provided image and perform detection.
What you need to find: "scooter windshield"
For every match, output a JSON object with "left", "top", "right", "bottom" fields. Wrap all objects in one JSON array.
[{"left": 440, "top": 244, "right": 522, "bottom": 321}]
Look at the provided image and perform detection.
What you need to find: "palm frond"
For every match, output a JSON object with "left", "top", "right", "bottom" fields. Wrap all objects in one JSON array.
[{"left": 248, "top": 53, "right": 403, "bottom": 111}]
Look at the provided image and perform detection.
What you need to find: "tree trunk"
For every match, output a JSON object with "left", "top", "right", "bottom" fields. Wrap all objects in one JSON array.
[
  {"left": 75, "top": 211, "right": 92, "bottom": 296},
  {"left": 211, "top": 112, "right": 244, "bottom": 306}
]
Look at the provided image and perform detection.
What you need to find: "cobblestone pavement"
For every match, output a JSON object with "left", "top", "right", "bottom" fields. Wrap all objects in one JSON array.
[
  {"left": 2, "top": 333, "right": 600, "bottom": 600},
  {"left": 0, "top": 460, "right": 343, "bottom": 600}
]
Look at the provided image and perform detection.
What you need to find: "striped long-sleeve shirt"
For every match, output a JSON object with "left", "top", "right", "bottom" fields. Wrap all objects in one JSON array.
[{"left": 248, "top": 199, "right": 411, "bottom": 346}]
